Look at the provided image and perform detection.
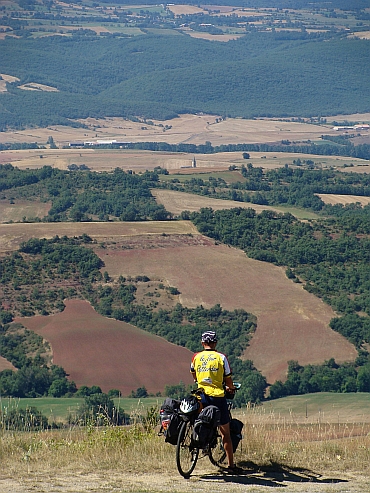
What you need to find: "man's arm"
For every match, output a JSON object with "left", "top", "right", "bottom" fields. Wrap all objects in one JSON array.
[{"left": 224, "top": 374, "right": 236, "bottom": 391}]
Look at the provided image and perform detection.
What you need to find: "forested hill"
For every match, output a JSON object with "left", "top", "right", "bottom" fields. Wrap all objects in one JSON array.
[{"left": 1, "top": 32, "right": 369, "bottom": 128}]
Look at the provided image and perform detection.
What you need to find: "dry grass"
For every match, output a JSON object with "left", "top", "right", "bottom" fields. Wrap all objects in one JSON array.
[
  {"left": 184, "top": 32, "right": 243, "bottom": 42},
  {"left": 1, "top": 395, "right": 370, "bottom": 491},
  {"left": 1, "top": 408, "right": 370, "bottom": 482},
  {"left": 317, "top": 194, "right": 370, "bottom": 206},
  {"left": 0, "top": 199, "right": 51, "bottom": 223},
  {"left": 237, "top": 406, "right": 370, "bottom": 475},
  {"left": 97, "top": 237, "right": 356, "bottom": 384},
  {"left": 0, "top": 114, "right": 359, "bottom": 148},
  {"left": 1, "top": 114, "right": 369, "bottom": 176},
  {"left": 151, "top": 189, "right": 284, "bottom": 215}
]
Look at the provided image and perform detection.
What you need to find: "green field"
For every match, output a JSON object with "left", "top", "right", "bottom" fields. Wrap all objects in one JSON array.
[
  {"left": 2, "top": 393, "right": 370, "bottom": 424},
  {"left": 0, "top": 396, "right": 162, "bottom": 423}
]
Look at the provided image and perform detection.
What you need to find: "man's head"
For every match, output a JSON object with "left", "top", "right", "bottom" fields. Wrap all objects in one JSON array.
[{"left": 201, "top": 330, "right": 218, "bottom": 348}]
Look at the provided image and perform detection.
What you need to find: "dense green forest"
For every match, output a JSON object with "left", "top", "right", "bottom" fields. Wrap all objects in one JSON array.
[
  {"left": 1, "top": 33, "right": 369, "bottom": 128},
  {"left": 1, "top": 0, "right": 369, "bottom": 127}
]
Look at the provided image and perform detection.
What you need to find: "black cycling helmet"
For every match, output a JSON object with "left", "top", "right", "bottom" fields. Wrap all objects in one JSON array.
[{"left": 201, "top": 330, "right": 218, "bottom": 344}]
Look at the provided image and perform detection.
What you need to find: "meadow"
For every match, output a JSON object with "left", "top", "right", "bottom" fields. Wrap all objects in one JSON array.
[{"left": 3, "top": 392, "right": 370, "bottom": 425}]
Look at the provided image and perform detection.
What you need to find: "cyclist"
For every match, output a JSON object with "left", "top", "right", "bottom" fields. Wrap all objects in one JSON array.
[{"left": 190, "top": 330, "right": 242, "bottom": 474}]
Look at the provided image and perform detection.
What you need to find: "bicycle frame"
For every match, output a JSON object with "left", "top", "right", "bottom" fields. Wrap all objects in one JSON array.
[{"left": 175, "top": 385, "right": 241, "bottom": 477}]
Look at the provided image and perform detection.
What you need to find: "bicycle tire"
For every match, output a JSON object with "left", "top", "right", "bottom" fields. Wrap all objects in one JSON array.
[
  {"left": 208, "top": 432, "right": 227, "bottom": 467},
  {"left": 176, "top": 420, "right": 199, "bottom": 478}
]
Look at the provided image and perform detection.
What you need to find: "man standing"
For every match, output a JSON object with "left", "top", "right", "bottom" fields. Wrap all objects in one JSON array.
[{"left": 190, "top": 330, "right": 241, "bottom": 474}]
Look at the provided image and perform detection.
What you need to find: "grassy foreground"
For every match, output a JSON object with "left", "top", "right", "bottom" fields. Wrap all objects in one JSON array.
[{"left": 1, "top": 396, "right": 370, "bottom": 479}]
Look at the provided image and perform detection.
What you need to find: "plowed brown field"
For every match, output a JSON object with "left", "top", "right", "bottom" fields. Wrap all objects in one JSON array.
[{"left": 15, "top": 300, "right": 193, "bottom": 395}]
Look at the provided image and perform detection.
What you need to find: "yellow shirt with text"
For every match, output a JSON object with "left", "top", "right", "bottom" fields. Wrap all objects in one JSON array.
[{"left": 190, "top": 349, "right": 232, "bottom": 397}]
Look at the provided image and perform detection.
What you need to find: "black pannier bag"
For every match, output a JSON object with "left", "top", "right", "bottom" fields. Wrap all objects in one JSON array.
[
  {"left": 159, "top": 398, "right": 182, "bottom": 445},
  {"left": 229, "top": 418, "right": 244, "bottom": 452},
  {"left": 192, "top": 405, "right": 221, "bottom": 449}
]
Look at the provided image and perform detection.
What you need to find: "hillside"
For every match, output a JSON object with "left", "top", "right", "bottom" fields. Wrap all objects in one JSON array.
[
  {"left": 93, "top": 231, "right": 356, "bottom": 384},
  {"left": 0, "top": 219, "right": 357, "bottom": 387},
  {"left": 15, "top": 299, "right": 194, "bottom": 395}
]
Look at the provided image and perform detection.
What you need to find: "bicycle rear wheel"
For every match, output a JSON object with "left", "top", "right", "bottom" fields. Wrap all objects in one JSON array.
[
  {"left": 208, "top": 432, "right": 227, "bottom": 467},
  {"left": 176, "top": 420, "right": 199, "bottom": 478}
]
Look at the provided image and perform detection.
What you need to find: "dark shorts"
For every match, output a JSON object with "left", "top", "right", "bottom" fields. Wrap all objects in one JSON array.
[{"left": 201, "top": 394, "right": 230, "bottom": 425}]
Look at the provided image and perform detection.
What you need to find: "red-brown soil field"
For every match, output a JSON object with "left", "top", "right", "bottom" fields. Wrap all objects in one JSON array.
[
  {"left": 15, "top": 299, "right": 193, "bottom": 395},
  {"left": 95, "top": 235, "right": 357, "bottom": 384}
]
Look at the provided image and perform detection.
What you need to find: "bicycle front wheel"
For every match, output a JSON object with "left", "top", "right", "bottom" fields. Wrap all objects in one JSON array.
[
  {"left": 176, "top": 420, "right": 199, "bottom": 478},
  {"left": 209, "top": 432, "right": 227, "bottom": 467}
]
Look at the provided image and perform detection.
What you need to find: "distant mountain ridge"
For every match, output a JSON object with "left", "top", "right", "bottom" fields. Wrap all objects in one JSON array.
[{"left": 1, "top": 33, "right": 369, "bottom": 128}]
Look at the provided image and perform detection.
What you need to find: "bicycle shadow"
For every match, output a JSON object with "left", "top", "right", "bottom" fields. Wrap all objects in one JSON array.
[{"left": 199, "top": 461, "right": 349, "bottom": 488}]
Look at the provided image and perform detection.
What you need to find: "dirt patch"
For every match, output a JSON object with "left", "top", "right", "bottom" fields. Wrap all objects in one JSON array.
[
  {"left": 95, "top": 237, "right": 357, "bottom": 384},
  {"left": 15, "top": 299, "right": 193, "bottom": 395},
  {"left": 0, "top": 469, "right": 366, "bottom": 493}
]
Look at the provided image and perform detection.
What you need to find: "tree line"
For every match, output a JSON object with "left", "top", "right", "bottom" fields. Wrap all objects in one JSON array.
[{"left": 161, "top": 164, "right": 370, "bottom": 213}]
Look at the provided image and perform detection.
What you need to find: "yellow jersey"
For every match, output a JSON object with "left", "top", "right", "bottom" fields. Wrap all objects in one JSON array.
[{"left": 190, "top": 349, "right": 232, "bottom": 397}]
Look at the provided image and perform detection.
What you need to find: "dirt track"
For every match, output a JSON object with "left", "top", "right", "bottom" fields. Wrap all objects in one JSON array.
[{"left": 0, "top": 469, "right": 367, "bottom": 493}]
